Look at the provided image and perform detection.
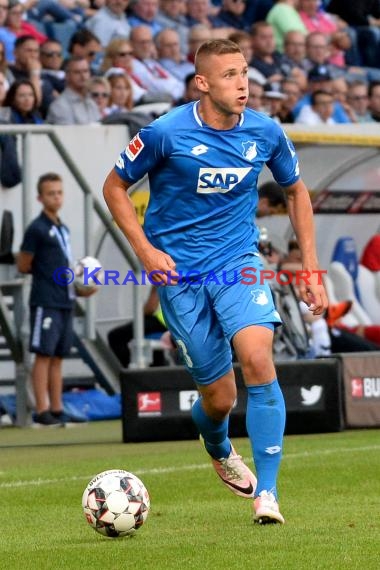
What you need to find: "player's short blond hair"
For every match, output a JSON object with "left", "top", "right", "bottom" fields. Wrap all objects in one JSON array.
[{"left": 195, "top": 39, "right": 242, "bottom": 74}]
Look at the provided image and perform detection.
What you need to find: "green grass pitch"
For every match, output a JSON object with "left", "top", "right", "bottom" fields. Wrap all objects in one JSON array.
[{"left": 0, "top": 422, "right": 379, "bottom": 570}]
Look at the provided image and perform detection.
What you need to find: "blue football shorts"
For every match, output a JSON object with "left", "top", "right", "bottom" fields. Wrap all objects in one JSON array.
[
  {"left": 158, "top": 253, "right": 282, "bottom": 385},
  {"left": 30, "top": 307, "right": 74, "bottom": 357}
]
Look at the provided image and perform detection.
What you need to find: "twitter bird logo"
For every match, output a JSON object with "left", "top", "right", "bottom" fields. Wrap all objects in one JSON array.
[{"left": 301, "top": 385, "right": 323, "bottom": 406}]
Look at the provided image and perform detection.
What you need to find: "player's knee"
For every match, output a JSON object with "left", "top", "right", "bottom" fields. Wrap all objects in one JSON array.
[
  {"left": 203, "top": 388, "right": 236, "bottom": 420},
  {"left": 240, "top": 350, "right": 275, "bottom": 384}
]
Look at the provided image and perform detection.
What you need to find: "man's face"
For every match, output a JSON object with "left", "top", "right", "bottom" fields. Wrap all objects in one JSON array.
[
  {"left": 40, "top": 42, "right": 63, "bottom": 70},
  {"left": 312, "top": 92, "right": 334, "bottom": 122},
  {"left": 187, "top": 0, "right": 209, "bottom": 20},
  {"left": 65, "top": 59, "right": 91, "bottom": 92},
  {"left": 161, "top": 0, "right": 185, "bottom": 18},
  {"left": 15, "top": 39, "right": 40, "bottom": 67},
  {"left": 131, "top": 28, "right": 155, "bottom": 60},
  {"left": 284, "top": 32, "right": 306, "bottom": 62},
  {"left": 224, "top": 0, "right": 246, "bottom": 16},
  {"left": 347, "top": 84, "right": 369, "bottom": 115},
  {"left": 157, "top": 30, "right": 181, "bottom": 61},
  {"left": 247, "top": 81, "right": 263, "bottom": 111},
  {"left": 132, "top": 0, "right": 158, "bottom": 21},
  {"left": 196, "top": 52, "right": 248, "bottom": 117},
  {"left": 306, "top": 35, "right": 329, "bottom": 64},
  {"left": 252, "top": 26, "right": 276, "bottom": 57}
]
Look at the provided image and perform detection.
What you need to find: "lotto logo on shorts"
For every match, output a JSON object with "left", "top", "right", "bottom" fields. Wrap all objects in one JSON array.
[
  {"left": 126, "top": 134, "right": 144, "bottom": 161},
  {"left": 137, "top": 392, "right": 162, "bottom": 416}
]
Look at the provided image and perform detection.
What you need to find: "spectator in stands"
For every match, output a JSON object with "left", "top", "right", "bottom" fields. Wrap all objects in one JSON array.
[
  {"left": 2, "top": 78, "right": 43, "bottom": 123},
  {"left": 292, "top": 64, "right": 350, "bottom": 123},
  {"left": 298, "top": 0, "right": 353, "bottom": 67},
  {"left": 257, "top": 180, "right": 287, "bottom": 217},
  {"left": 262, "top": 80, "right": 287, "bottom": 121},
  {"left": 40, "top": 39, "right": 65, "bottom": 95},
  {"left": 88, "top": 75, "right": 110, "bottom": 118},
  {"left": 368, "top": 81, "right": 380, "bottom": 122},
  {"left": 101, "top": 38, "right": 145, "bottom": 103},
  {"left": 108, "top": 285, "right": 169, "bottom": 368},
  {"left": 128, "top": 0, "right": 163, "bottom": 36},
  {"left": 250, "top": 21, "right": 288, "bottom": 82},
  {"left": 10, "top": 36, "right": 54, "bottom": 117},
  {"left": 5, "top": 0, "right": 47, "bottom": 45},
  {"left": 156, "top": 0, "right": 190, "bottom": 55},
  {"left": 129, "top": 25, "right": 184, "bottom": 102},
  {"left": 327, "top": 0, "right": 380, "bottom": 68},
  {"left": 304, "top": 31, "right": 342, "bottom": 77},
  {"left": 174, "top": 71, "right": 201, "bottom": 105},
  {"left": 347, "top": 81, "right": 374, "bottom": 123},
  {"left": 331, "top": 76, "right": 358, "bottom": 121},
  {"left": 46, "top": 56, "right": 101, "bottom": 124},
  {"left": 105, "top": 71, "right": 133, "bottom": 115},
  {"left": 229, "top": 30, "right": 254, "bottom": 63},
  {"left": 186, "top": 0, "right": 214, "bottom": 28},
  {"left": 155, "top": 28, "right": 194, "bottom": 81},
  {"left": 282, "top": 29, "right": 307, "bottom": 68},
  {"left": 296, "top": 88, "right": 336, "bottom": 125},
  {"left": 0, "top": 1, "right": 16, "bottom": 63},
  {"left": 279, "top": 77, "right": 302, "bottom": 122},
  {"left": 187, "top": 24, "right": 212, "bottom": 63},
  {"left": 266, "top": 0, "right": 306, "bottom": 53},
  {"left": 246, "top": 77, "right": 265, "bottom": 111},
  {"left": 85, "top": 0, "right": 131, "bottom": 47},
  {"left": 68, "top": 28, "right": 103, "bottom": 75},
  {"left": 211, "top": 0, "right": 250, "bottom": 32}
]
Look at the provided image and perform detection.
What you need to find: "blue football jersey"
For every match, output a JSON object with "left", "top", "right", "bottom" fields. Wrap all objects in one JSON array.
[{"left": 114, "top": 102, "right": 299, "bottom": 275}]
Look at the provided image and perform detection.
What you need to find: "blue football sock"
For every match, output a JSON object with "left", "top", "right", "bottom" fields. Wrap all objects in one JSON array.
[
  {"left": 246, "top": 379, "right": 286, "bottom": 499},
  {"left": 192, "top": 397, "right": 231, "bottom": 459}
]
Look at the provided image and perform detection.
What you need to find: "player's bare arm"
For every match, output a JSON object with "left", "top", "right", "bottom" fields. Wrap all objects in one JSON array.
[
  {"left": 103, "top": 169, "right": 178, "bottom": 284},
  {"left": 285, "top": 178, "right": 328, "bottom": 315}
]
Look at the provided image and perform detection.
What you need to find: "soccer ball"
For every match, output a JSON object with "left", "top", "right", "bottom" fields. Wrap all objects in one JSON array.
[
  {"left": 82, "top": 469, "right": 150, "bottom": 538},
  {"left": 74, "top": 256, "right": 104, "bottom": 293}
]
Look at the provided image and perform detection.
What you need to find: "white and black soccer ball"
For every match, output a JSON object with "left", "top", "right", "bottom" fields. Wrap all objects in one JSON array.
[
  {"left": 74, "top": 256, "right": 104, "bottom": 293},
  {"left": 82, "top": 469, "right": 150, "bottom": 538}
]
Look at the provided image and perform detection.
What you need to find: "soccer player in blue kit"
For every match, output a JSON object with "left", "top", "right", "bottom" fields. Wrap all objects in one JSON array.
[{"left": 103, "top": 39, "right": 328, "bottom": 524}]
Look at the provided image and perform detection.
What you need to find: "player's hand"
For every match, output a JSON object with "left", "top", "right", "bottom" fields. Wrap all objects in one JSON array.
[
  {"left": 298, "top": 269, "right": 329, "bottom": 316},
  {"left": 142, "top": 247, "right": 179, "bottom": 286}
]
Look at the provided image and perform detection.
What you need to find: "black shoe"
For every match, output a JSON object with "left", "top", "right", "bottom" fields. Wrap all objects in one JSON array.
[
  {"left": 51, "top": 410, "right": 87, "bottom": 423},
  {"left": 34, "top": 410, "right": 65, "bottom": 426}
]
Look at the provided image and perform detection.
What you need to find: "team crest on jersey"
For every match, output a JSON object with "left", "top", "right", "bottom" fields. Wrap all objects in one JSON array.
[
  {"left": 197, "top": 167, "right": 252, "bottom": 193},
  {"left": 126, "top": 133, "right": 144, "bottom": 161},
  {"left": 251, "top": 289, "right": 269, "bottom": 305},
  {"left": 242, "top": 141, "right": 257, "bottom": 161}
]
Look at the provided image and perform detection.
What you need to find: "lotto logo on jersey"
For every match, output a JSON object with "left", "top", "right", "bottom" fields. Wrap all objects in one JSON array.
[
  {"left": 197, "top": 167, "right": 252, "bottom": 194},
  {"left": 126, "top": 134, "right": 144, "bottom": 161}
]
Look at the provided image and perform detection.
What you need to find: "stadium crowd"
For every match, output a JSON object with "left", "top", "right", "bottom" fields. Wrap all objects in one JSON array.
[{"left": 0, "top": 0, "right": 379, "bottom": 126}]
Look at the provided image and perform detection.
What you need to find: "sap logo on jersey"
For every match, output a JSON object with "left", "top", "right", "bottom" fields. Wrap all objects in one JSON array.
[{"left": 197, "top": 167, "right": 252, "bottom": 194}]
